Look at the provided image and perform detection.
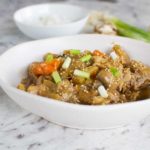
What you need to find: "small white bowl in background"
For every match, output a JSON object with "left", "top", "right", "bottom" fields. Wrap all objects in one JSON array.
[{"left": 13, "top": 3, "right": 89, "bottom": 39}]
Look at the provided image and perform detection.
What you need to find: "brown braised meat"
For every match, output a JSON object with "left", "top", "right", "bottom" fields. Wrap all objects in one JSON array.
[{"left": 17, "top": 45, "right": 150, "bottom": 105}]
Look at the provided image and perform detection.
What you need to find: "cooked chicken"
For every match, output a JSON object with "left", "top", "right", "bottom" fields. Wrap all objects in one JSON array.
[{"left": 18, "top": 45, "right": 150, "bottom": 105}]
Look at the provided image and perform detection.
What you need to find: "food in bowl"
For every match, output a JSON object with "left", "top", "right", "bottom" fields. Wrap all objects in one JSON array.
[{"left": 17, "top": 44, "right": 150, "bottom": 105}]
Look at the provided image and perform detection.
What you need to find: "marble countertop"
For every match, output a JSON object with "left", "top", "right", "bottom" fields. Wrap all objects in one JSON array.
[{"left": 0, "top": 0, "right": 150, "bottom": 149}]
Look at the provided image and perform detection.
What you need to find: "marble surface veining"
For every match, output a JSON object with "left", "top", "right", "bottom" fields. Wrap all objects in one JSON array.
[{"left": 0, "top": 0, "right": 150, "bottom": 150}]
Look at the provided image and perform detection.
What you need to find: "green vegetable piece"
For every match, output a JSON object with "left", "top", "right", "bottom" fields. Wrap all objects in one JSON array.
[
  {"left": 62, "top": 57, "right": 71, "bottom": 69},
  {"left": 110, "top": 67, "right": 120, "bottom": 77},
  {"left": 110, "top": 17, "right": 150, "bottom": 43},
  {"left": 45, "top": 54, "right": 53, "bottom": 62},
  {"left": 70, "top": 49, "right": 81, "bottom": 55},
  {"left": 74, "top": 69, "right": 90, "bottom": 79},
  {"left": 52, "top": 71, "right": 62, "bottom": 84},
  {"left": 80, "top": 54, "right": 92, "bottom": 62}
]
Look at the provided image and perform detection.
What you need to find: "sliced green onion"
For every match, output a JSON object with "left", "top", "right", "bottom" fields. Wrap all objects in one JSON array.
[
  {"left": 74, "top": 69, "right": 90, "bottom": 79},
  {"left": 110, "top": 17, "right": 150, "bottom": 43},
  {"left": 110, "top": 67, "right": 120, "bottom": 77},
  {"left": 62, "top": 57, "right": 71, "bottom": 69},
  {"left": 80, "top": 54, "right": 92, "bottom": 62},
  {"left": 110, "top": 51, "right": 118, "bottom": 60},
  {"left": 98, "top": 85, "right": 108, "bottom": 98},
  {"left": 52, "top": 71, "right": 62, "bottom": 84},
  {"left": 45, "top": 54, "right": 53, "bottom": 62},
  {"left": 70, "top": 49, "right": 81, "bottom": 55}
]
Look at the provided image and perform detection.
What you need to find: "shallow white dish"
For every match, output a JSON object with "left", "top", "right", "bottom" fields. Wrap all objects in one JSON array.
[
  {"left": 0, "top": 34, "right": 150, "bottom": 129},
  {"left": 14, "top": 3, "right": 89, "bottom": 39}
]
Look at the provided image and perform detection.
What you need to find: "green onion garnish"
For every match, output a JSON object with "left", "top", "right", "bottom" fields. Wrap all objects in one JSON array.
[
  {"left": 52, "top": 71, "right": 62, "bottom": 84},
  {"left": 74, "top": 69, "right": 90, "bottom": 79},
  {"left": 80, "top": 54, "right": 92, "bottom": 62},
  {"left": 62, "top": 57, "right": 71, "bottom": 69},
  {"left": 110, "top": 17, "right": 150, "bottom": 43},
  {"left": 45, "top": 54, "right": 53, "bottom": 62},
  {"left": 98, "top": 85, "right": 108, "bottom": 98},
  {"left": 110, "top": 67, "right": 120, "bottom": 77},
  {"left": 70, "top": 49, "right": 81, "bottom": 55}
]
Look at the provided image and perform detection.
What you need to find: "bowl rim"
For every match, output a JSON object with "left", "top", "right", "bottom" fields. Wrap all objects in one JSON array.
[
  {"left": 13, "top": 3, "right": 89, "bottom": 28},
  {"left": 0, "top": 34, "right": 150, "bottom": 110}
]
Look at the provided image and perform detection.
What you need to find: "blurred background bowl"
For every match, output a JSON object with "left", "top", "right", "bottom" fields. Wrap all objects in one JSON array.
[{"left": 14, "top": 3, "right": 89, "bottom": 39}]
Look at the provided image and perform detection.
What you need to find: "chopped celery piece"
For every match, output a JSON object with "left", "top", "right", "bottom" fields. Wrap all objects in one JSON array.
[
  {"left": 52, "top": 71, "right": 62, "bottom": 84},
  {"left": 80, "top": 54, "right": 92, "bottom": 62},
  {"left": 74, "top": 69, "right": 90, "bottom": 79},
  {"left": 45, "top": 54, "right": 53, "bottom": 62},
  {"left": 62, "top": 57, "right": 71, "bottom": 69},
  {"left": 70, "top": 49, "right": 81, "bottom": 55}
]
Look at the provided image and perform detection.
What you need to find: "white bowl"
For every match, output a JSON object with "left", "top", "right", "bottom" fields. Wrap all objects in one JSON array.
[
  {"left": 0, "top": 34, "right": 150, "bottom": 129},
  {"left": 14, "top": 4, "right": 89, "bottom": 39}
]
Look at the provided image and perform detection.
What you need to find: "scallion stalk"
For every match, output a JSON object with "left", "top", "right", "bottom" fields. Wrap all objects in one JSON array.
[
  {"left": 98, "top": 85, "right": 108, "bottom": 98},
  {"left": 70, "top": 49, "right": 81, "bottom": 55},
  {"left": 110, "top": 17, "right": 150, "bottom": 43},
  {"left": 74, "top": 69, "right": 90, "bottom": 79},
  {"left": 62, "top": 57, "right": 71, "bottom": 69},
  {"left": 110, "top": 67, "right": 120, "bottom": 77},
  {"left": 80, "top": 54, "right": 92, "bottom": 62},
  {"left": 45, "top": 54, "right": 53, "bottom": 62},
  {"left": 52, "top": 71, "right": 62, "bottom": 84}
]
